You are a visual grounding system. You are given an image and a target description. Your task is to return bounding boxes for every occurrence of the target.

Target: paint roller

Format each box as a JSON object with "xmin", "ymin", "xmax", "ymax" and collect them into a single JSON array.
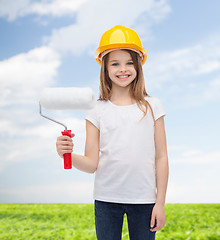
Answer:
[{"xmin": 39, "ymin": 87, "xmax": 96, "ymax": 169}]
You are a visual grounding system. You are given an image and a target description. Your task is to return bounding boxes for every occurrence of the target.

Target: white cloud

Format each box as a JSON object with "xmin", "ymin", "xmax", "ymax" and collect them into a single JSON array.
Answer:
[
  {"xmin": 168, "ymin": 145, "xmax": 220, "ymax": 165},
  {"xmin": 210, "ymin": 78, "xmax": 220, "ymax": 87},
  {"xmin": 46, "ymin": 0, "xmax": 171, "ymax": 55},
  {"xmin": 202, "ymin": 76, "xmax": 220, "ymax": 102},
  {"xmin": 0, "ymin": 182, "xmax": 94, "ymax": 203},
  {"xmin": 0, "ymin": 0, "xmax": 29, "ymax": 21},
  {"xmin": 167, "ymin": 181, "xmax": 220, "ymax": 203},
  {"xmin": 166, "ymin": 145, "xmax": 220, "ymax": 203},
  {"xmin": 0, "ymin": 115, "xmax": 87, "ymax": 171},
  {"xmin": 0, "ymin": 46, "xmax": 62, "ymax": 171},
  {"xmin": 0, "ymin": 46, "xmax": 60, "ymax": 106},
  {"xmin": 0, "ymin": 0, "xmax": 88, "ymax": 21},
  {"xmin": 145, "ymin": 34, "xmax": 220, "ymax": 88},
  {"xmin": 27, "ymin": 0, "xmax": 88, "ymax": 17},
  {"xmin": 174, "ymin": 150, "xmax": 220, "ymax": 164},
  {"xmin": 144, "ymin": 34, "xmax": 220, "ymax": 108}
]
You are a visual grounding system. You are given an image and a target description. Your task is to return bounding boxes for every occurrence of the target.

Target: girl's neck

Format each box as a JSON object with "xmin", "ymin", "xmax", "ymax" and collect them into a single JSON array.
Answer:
[{"xmin": 109, "ymin": 84, "xmax": 136, "ymax": 105}]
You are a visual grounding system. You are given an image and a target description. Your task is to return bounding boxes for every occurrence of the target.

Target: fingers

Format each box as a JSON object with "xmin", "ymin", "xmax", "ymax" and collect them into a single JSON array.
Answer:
[
  {"xmin": 56, "ymin": 135, "xmax": 74, "ymax": 157},
  {"xmin": 57, "ymin": 135, "xmax": 74, "ymax": 141},
  {"xmin": 150, "ymin": 215, "xmax": 155, "ymax": 230},
  {"xmin": 150, "ymin": 217, "xmax": 164, "ymax": 232},
  {"xmin": 56, "ymin": 136, "xmax": 74, "ymax": 148},
  {"xmin": 150, "ymin": 218, "xmax": 158, "ymax": 232}
]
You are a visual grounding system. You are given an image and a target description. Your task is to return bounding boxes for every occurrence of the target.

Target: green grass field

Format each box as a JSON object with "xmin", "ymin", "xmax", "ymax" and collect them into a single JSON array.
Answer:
[{"xmin": 0, "ymin": 203, "xmax": 219, "ymax": 239}]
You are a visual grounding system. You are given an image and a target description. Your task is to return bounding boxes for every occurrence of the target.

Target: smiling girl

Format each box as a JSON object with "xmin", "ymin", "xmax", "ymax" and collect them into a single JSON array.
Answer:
[{"xmin": 56, "ymin": 25, "xmax": 169, "ymax": 240}]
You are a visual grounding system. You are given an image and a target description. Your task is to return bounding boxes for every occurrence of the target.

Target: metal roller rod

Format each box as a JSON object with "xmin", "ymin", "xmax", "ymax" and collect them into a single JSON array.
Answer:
[{"xmin": 39, "ymin": 102, "xmax": 68, "ymax": 131}]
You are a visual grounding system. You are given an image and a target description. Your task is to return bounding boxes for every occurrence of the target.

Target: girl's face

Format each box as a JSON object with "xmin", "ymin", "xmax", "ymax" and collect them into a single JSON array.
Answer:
[{"xmin": 107, "ymin": 50, "xmax": 137, "ymax": 89}]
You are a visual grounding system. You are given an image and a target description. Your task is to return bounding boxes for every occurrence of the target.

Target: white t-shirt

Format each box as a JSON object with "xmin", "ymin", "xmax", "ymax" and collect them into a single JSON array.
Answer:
[{"xmin": 85, "ymin": 96, "xmax": 166, "ymax": 204}]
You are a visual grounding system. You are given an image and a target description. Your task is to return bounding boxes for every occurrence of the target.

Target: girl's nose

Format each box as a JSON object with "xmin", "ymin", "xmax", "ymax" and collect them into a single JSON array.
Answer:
[{"xmin": 119, "ymin": 65, "xmax": 127, "ymax": 72}]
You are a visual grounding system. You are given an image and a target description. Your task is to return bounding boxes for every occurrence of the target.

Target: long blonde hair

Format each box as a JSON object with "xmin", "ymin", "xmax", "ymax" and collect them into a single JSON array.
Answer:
[{"xmin": 98, "ymin": 49, "xmax": 155, "ymax": 123}]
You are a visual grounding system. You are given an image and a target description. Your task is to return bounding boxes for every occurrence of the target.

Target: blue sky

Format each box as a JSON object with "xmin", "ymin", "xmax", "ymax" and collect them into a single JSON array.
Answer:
[{"xmin": 0, "ymin": 0, "xmax": 220, "ymax": 203}]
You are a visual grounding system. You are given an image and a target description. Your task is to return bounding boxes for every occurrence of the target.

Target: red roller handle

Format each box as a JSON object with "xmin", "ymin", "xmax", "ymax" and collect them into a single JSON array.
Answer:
[{"xmin": 61, "ymin": 130, "xmax": 72, "ymax": 169}]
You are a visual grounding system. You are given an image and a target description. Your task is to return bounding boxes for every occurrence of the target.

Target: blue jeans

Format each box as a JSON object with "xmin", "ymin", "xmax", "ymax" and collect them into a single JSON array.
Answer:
[{"xmin": 95, "ymin": 200, "xmax": 156, "ymax": 240}]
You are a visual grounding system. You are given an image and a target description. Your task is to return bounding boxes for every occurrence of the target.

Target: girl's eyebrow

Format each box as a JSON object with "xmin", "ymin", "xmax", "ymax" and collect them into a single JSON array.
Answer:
[{"xmin": 109, "ymin": 59, "xmax": 133, "ymax": 62}]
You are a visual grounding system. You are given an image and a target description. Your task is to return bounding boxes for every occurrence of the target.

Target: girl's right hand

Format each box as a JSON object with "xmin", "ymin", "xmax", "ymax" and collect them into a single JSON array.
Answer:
[{"xmin": 56, "ymin": 133, "xmax": 75, "ymax": 158}]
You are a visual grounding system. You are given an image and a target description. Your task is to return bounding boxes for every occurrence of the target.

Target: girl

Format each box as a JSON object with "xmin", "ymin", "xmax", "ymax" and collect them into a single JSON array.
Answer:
[{"xmin": 56, "ymin": 25, "xmax": 169, "ymax": 240}]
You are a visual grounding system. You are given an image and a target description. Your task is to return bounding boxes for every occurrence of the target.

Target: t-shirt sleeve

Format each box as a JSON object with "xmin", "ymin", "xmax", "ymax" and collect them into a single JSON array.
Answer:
[
  {"xmin": 85, "ymin": 103, "xmax": 100, "ymax": 130},
  {"xmin": 153, "ymin": 97, "xmax": 166, "ymax": 121}
]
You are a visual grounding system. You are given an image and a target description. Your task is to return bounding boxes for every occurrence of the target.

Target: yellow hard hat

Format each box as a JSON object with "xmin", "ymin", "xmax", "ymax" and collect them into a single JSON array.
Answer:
[{"xmin": 95, "ymin": 25, "xmax": 147, "ymax": 65}]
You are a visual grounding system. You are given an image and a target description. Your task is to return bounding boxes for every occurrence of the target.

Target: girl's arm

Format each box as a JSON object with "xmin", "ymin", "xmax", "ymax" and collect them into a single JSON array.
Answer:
[
  {"xmin": 154, "ymin": 116, "xmax": 169, "ymax": 205},
  {"xmin": 56, "ymin": 120, "xmax": 99, "ymax": 174},
  {"xmin": 150, "ymin": 116, "xmax": 169, "ymax": 232},
  {"xmin": 72, "ymin": 120, "xmax": 100, "ymax": 173}
]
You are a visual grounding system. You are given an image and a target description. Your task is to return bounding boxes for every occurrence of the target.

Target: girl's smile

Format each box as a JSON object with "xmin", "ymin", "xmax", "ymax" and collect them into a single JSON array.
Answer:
[{"xmin": 116, "ymin": 74, "xmax": 131, "ymax": 79}]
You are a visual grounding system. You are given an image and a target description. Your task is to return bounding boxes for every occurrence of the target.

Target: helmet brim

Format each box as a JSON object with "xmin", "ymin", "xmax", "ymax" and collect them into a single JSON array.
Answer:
[{"xmin": 95, "ymin": 45, "xmax": 147, "ymax": 66}]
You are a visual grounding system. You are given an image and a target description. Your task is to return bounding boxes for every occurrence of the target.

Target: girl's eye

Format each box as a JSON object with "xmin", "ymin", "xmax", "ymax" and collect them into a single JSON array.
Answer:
[{"xmin": 111, "ymin": 62, "xmax": 133, "ymax": 66}]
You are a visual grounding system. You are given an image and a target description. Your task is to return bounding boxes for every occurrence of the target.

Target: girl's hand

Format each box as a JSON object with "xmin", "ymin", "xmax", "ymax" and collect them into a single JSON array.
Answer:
[
  {"xmin": 56, "ymin": 133, "xmax": 75, "ymax": 158},
  {"xmin": 150, "ymin": 203, "xmax": 165, "ymax": 232}
]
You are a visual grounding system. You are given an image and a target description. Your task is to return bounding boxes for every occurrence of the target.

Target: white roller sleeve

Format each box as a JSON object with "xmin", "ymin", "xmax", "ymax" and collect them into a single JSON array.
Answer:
[{"xmin": 40, "ymin": 87, "xmax": 96, "ymax": 110}]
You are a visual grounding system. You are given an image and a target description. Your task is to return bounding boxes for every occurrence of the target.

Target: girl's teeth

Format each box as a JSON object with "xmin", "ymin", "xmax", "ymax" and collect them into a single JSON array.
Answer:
[{"xmin": 118, "ymin": 75, "xmax": 129, "ymax": 78}]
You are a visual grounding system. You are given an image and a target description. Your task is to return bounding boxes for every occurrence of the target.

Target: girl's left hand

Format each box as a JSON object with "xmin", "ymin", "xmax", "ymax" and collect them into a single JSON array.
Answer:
[{"xmin": 150, "ymin": 203, "xmax": 165, "ymax": 232}]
